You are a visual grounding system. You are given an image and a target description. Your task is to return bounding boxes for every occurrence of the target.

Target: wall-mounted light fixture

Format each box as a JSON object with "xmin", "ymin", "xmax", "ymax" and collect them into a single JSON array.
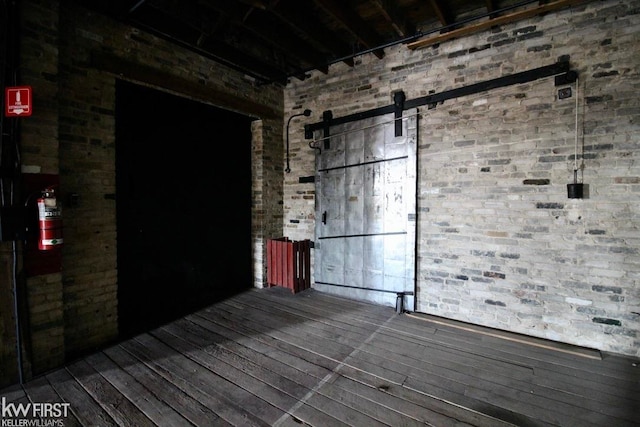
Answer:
[{"xmin": 285, "ymin": 109, "xmax": 312, "ymax": 173}]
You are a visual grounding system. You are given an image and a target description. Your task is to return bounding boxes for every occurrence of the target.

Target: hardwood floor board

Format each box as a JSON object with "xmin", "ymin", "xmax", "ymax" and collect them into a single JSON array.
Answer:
[
  {"xmin": 353, "ymin": 329, "xmax": 636, "ymax": 426},
  {"xmin": 251, "ymin": 290, "xmax": 627, "ymax": 411},
  {"xmin": 198, "ymin": 297, "xmax": 470, "ymax": 426},
  {"xmin": 213, "ymin": 299, "xmax": 410, "ymax": 385},
  {"xmin": 21, "ymin": 375, "xmax": 83, "ymax": 427},
  {"xmin": 399, "ymin": 313, "xmax": 602, "ymax": 360},
  {"xmin": 0, "ymin": 384, "xmax": 49, "ymax": 425},
  {"xmin": 401, "ymin": 312, "xmax": 637, "ymax": 380},
  {"xmin": 161, "ymin": 316, "xmax": 323, "ymax": 388},
  {"xmin": 101, "ymin": 344, "xmax": 232, "ymax": 427},
  {"xmin": 239, "ymin": 291, "xmax": 384, "ymax": 341},
  {"xmin": 354, "ymin": 338, "xmax": 532, "ymax": 392},
  {"xmin": 245, "ymin": 287, "xmax": 396, "ymax": 326},
  {"xmin": 401, "ymin": 375, "xmax": 555, "ymax": 427},
  {"xmin": 0, "ymin": 384, "xmax": 25, "ymax": 401},
  {"xmin": 65, "ymin": 358, "xmax": 156, "ymax": 426},
  {"xmin": 178, "ymin": 317, "xmax": 381, "ymax": 427},
  {"xmin": 170, "ymin": 312, "xmax": 386, "ymax": 427},
  {"xmin": 183, "ymin": 312, "xmax": 479, "ymax": 426},
  {"xmin": 133, "ymin": 331, "xmax": 288, "ymax": 424},
  {"xmin": 198, "ymin": 300, "xmax": 438, "ymax": 425},
  {"xmin": 454, "ymin": 328, "xmax": 636, "ymax": 380},
  {"xmin": 392, "ymin": 314, "xmax": 593, "ymax": 368},
  {"xmin": 185, "ymin": 312, "xmax": 335, "ymax": 380},
  {"xmin": 260, "ymin": 287, "xmax": 394, "ymax": 325},
  {"xmin": 215, "ymin": 290, "xmax": 629, "ymax": 426},
  {"xmin": 290, "ymin": 391, "xmax": 389, "ymax": 427},
  {"xmin": 428, "ymin": 327, "xmax": 640, "ymax": 401},
  {"xmin": 212, "ymin": 299, "xmax": 372, "ymax": 364},
  {"xmin": 389, "ymin": 313, "xmax": 640, "ymax": 398},
  {"xmin": 193, "ymin": 305, "xmax": 349, "ymax": 375},
  {"xmin": 211, "ymin": 297, "xmax": 516, "ymax": 426},
  {"xmin": 2, "ymin": 287, "xmax": 638, "ymax": 427},
  {"xmin": 234, "ymin": 290, "xmax": 636, "ymax": 427},
  {"xmin": 343, "ymin": 347, "xmax": 473, "ymax": 403},
  {"xmin": 234, "ymin": 294, "xmax": 390, "ymax": 352},
  {"xmin": 83, "ymin": 351, "xmax": 194, "ymax": 426},
  {"xmin": 154, "ymin": 320, "xmax": 349, "ymax": 427},
  {"xmin": 325, "ymin": 373, "xmax": 480, "ymax": 427},
  {"xmin": 309, "ymin": 387, "xmax": 425, "ymax": 426},
  {"xmin": 119, "ymin": 334, "xmax": 272, "ymax": 426},
  {"xmin": 465, "ymin": 384, "xmax": 639, "ymax": 427},
  {"xmin": 237, "ymin": 289, "xmax": 385, "ymax": 331},
  {"xmin": 365, "ymin": 330, "xmax": 535, "ymax": 380},
  {"xmin": 308, "ymin": 321, "xmax": 595, "ymax": 427},
  {"xmin": 45, "ymin": 367, "xmax": 119, "ymax": 426},
  {"xmin": 332, "ymin": 365, "xmax": 517, "ymax": 427},
  {"xmin": 404, "ymin": 368, "xmax": 611, "ymax": 427}
]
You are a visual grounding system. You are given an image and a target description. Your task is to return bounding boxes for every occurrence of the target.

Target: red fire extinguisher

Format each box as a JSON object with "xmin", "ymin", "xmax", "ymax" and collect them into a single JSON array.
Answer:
[{"xmin": 37, "ymin": 187, "xmax": 63, "ymax": 250}]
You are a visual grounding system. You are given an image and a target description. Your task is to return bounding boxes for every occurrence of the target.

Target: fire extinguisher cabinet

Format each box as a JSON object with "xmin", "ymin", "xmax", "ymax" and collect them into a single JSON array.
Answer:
[
  {"xmin": 266, "ymin": 238, "xmax": 311, "ymax": 294},
  {"xmin": 22, "ymin": 173, "xmax": 63, "ymax": 277}
]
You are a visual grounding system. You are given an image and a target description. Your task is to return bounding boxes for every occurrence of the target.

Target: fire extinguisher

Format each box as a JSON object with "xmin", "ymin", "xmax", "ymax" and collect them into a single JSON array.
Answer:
[{"xmin": 37, "ymin": 187, "xmax": 63, "ymax": 250}]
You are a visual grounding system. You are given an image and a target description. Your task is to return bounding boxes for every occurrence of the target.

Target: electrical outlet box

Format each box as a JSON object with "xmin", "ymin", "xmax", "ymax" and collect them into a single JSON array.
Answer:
[{"xmin": 558, "ymin": 87, "xmax": 572, "ymax": 99}]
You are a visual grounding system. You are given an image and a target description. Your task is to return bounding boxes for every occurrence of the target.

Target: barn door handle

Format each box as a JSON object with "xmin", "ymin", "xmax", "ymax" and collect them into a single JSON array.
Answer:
[{"xmin": 322, "ymin": 211, "xmax": 327, "ymax": 225}]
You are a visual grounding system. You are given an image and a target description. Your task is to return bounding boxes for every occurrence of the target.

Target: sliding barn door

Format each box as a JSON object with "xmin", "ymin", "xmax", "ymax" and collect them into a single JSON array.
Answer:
[{"xmin": 313, "ymin": 109, "xmax": 418, "ymax": 309}]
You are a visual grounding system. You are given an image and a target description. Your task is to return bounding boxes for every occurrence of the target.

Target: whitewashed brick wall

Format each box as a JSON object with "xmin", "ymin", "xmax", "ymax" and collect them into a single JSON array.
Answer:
[{"xmin": 284, "ymin": 0, "xmax": 640, "ymax": 357}]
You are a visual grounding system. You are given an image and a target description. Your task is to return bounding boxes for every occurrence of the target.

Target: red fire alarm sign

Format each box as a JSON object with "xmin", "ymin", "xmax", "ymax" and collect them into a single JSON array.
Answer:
[{"xmin": 5, "ymin": 86, "xmax": 32, "ymax": 117}]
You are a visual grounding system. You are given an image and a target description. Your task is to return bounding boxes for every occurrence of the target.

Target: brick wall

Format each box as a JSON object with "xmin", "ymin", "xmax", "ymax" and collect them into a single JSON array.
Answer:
[
  {"xmin": 0, "ymin": 0, "xmax": 283, "ymax": 387},
  {"xmin": 55, "ymin": 2, "xmax": 283, "ymax": 357},
  {"xmin": 0, "ymin": 0, "xmax": 637, "ymax": 390},
  {"xmin": 2, "ymin": 0, "xmax": 65, "ymax": 383},
  {"xmin": 284, "ymin": 0, "xmax": 640, "ymax": 357}
]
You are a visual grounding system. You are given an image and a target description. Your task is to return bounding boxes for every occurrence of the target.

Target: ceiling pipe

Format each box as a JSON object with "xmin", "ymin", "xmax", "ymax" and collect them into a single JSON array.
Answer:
[{"xmin": 285, "ymin": 109, "xmax": 312, "ymax": 173}]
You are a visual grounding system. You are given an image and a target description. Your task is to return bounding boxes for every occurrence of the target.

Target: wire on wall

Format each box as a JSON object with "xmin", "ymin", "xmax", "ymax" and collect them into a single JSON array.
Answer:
[
  {"xmin": 1, "ymin": 0, "xmax": 26, "ymax": 384},
  {"xmin": 567, "ymin": 76, "xmax": 584, "ymax": 199}
]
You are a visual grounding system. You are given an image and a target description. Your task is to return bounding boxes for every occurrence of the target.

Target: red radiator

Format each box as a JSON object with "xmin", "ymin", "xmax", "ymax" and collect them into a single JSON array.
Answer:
[{"xmin": 267, "ymin": 238, "xmax": 311, "ymax": 294}]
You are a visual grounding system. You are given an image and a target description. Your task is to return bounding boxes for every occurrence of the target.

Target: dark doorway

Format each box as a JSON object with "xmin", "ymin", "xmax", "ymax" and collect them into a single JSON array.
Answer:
[{"xmin": 115, "ymin": 80, "xmax": 253, "ymax": 339}]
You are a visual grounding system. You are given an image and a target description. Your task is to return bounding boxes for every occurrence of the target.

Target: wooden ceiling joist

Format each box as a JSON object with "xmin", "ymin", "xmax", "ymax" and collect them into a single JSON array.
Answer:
[{"xmin": 407, "ymin": 0, "xmax": 588, "ymax": 50}]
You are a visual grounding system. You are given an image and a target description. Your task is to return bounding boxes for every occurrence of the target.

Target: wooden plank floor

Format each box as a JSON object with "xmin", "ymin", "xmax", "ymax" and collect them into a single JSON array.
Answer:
[{"xmin": 2, "ymin": 287, "xmax": 639, "ymax": 426}]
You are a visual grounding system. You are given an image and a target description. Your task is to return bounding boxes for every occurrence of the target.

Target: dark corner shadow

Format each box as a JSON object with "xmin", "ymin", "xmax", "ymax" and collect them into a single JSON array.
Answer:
[
  {"xmin": 110, "ymin": 285, "xmax": 368, "ymax": 371},
  {"xmin": 62, "ymin": 284, "xmax": 374, "ymax": 387}
]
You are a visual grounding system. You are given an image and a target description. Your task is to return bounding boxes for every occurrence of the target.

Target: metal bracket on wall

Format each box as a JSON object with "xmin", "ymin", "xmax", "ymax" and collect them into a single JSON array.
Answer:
[
  {"xmin": 321, "ymin": 110, "xmax": 333, "ymax": 150},
  {"xmin": 393, "ymin": 91, "xmax": 406, "ymax": 137},
  {"xmin": 304, "ymin": 59, "xmax": 572, "ymax": 137}
]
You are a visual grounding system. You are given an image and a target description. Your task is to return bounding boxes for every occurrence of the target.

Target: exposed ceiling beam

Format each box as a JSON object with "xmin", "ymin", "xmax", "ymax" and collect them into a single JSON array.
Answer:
[
  {"xmin": 201, "ymin": 0, "xmax": 330, "ymax": 74},
  {"xmin": 407, "ymin": 0, "xmax": 588, "ymax": 50},
  {"xmin": 314, "ymin": 0, "xmax": 386, "ymax": 59},
  {"xmin": 195, "ymin": 33, "xmax": 290, "ymax": 84},
  {"xmin": 372, "ymin": 0, "xmax": 414, "ymax": 38},
  {"xmin": 429, "ymin": 0, "xmax": 453, "ymax": 26},
  {"xmin": 265, "ymin": 0, "xmax": 355, "ymax": 67},
  {"xmin": 128, "ymin": 4, "xmax": 289, "ymax": 84}
]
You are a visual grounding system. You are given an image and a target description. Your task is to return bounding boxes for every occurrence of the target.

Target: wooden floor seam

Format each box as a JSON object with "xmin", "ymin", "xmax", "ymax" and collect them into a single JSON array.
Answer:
[{"xmin": 1, "ymin": 286, "xmax": 638, "ymax": 427}]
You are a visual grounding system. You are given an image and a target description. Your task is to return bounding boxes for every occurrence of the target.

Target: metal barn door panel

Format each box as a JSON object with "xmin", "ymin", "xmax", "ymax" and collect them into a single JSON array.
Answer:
[{"xmin": 314, "ymin": 109, "xmax": 417, "ymax": 309}]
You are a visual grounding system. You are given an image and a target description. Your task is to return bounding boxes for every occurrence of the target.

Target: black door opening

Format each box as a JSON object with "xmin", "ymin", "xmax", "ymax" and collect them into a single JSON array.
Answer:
[{"xmin": 115, "ymin": 80, "xmax": 253, "ymax": 339}]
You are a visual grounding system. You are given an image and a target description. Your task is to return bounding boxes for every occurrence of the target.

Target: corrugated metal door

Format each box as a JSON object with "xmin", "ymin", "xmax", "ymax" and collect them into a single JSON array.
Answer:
[{"xmin": 314, "ymin": 109, "xmax": 417, "ymax": 309}]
